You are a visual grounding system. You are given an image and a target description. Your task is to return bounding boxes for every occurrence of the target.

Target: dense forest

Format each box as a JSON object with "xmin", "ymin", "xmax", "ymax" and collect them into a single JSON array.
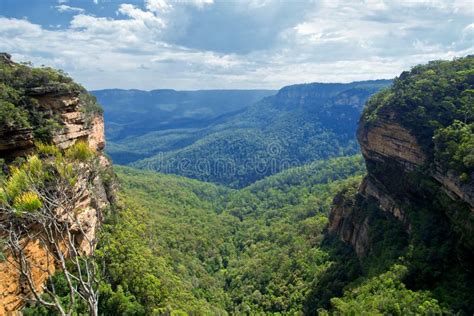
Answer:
[
  {"xmin": 126, "ymin": 80, "xmax": 390, "ymax": 187},
  {"xmin": 95, "ymin": 156, "xmax": 367, "ymax": 314},
  {"xmin": 94, "ymin": 89, "xmax": 276, "ymax": 153},
  {"xmin": 1, "ymin": 52, "xmax": 473, "ymax": 315},
  {"xmin": 89, "ymin": 56, "xmax": 473, "ymax": 315}
]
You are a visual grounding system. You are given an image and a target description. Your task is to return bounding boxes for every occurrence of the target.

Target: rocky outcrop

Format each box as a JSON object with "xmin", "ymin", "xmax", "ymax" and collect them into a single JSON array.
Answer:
[
  {"xmin": 328, "ymin": 185, "xmax": 370, "ymax": 257},
  {"xmin": 0, "ymin": 55, "xmax": 114, "ymax": 313},
  {"xmin": 358, "ymin": 110, "xmax": 426, "ymax": 169},
  {"xmin": 329, "ymin": 95, "xmax": 473, "ymax": 257},
  {"xmin": 0, "ymin": 92, "xmax": 105, "ymax": 159},
  {"xmin": 0, "ymin": 159, "xmax": 112, "ymax": 314}
]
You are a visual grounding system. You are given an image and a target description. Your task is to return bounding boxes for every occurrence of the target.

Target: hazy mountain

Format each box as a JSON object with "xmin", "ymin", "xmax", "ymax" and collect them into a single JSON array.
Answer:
[
  {"xmin": 92, "ymin": 89, "xmax": 277, "ymax": 141},
  {"xmin": 123, "ymin": 80, "xmax": 392, "ymax": 187}
]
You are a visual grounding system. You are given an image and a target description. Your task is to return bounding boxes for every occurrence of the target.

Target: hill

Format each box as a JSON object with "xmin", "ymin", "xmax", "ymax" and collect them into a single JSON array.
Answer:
[
  {"xmin": 92, "ymin": 89, "xmax": 276, "ymax": 156},
  {"xmin": 128, "ymin": 80, "xmax": 392, "ymax": 187},
  {"xmin": 96, "ymin": 156, "xmax": 366, "ymax": 314}
]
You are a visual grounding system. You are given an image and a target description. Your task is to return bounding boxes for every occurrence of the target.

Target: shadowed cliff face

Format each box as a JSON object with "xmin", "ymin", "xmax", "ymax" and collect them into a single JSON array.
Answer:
[
  {"xmin": 329, "ymin": 56, "xmax": 474, "ymax": 258},
  {"xmin": 329, "ymin": 101, "xmax": 474, "ymax": 257},
  {"xmin": 0, "ymin": 54, "xmax": 114, "ymax": 313}
]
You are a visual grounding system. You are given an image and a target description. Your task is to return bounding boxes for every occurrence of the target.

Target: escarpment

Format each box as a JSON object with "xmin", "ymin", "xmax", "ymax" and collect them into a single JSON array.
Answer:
[
  {"xmin": 329, "ymin": 56, "xmax": 474, "ymax": 257},
  {"xmin": 0, "ymin": 53, "xmax": 115, "ymax": 313},
  {"xmin": 0, "ymin": 55, "xmax": 105, "ymax": 159}
]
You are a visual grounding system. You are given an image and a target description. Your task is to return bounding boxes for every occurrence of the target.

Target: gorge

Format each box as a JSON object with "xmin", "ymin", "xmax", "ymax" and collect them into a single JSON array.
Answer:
[{"xmin": 0, "ymin": 53, "xmax": 473, "ymax": 314}]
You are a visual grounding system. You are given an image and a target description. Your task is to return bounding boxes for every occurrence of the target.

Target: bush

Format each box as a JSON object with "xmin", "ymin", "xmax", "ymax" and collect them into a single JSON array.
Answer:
[
  {"xmin": 0, "ymin": 100, "xmax": 30, "ymax": 129},
  {"xmin": 13, "ymin": 191, "xmax": 43, "ymax": 213},
  {"xmin": 329, "ymin": 264, "xmax": 449, "ymax": 315},
  {"xmin": 65, "ymin": 141, "xmax": 95, "ymax": 162},
  {"xmin": 79, "ymin": 92, "xmax": 103, "ymax": 115},
  {"xmin": 434, "ymin": 120, "xmax": 474, "ymax": 174},
  {"xmin": 35, "ymin": 141, "xmax": 61, "ymax": 157}
]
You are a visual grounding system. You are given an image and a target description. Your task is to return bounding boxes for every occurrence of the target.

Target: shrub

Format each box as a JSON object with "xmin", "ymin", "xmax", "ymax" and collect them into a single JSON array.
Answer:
[
  {"xmin": 5, "ymin": 167, "xmax": 29, "ymax": 200},
  {"xmin": 434, "ymin": 120, "xmax": 474, "ymax": 174},
  {"xmin": 13, "ymin": 191, "xmax": 43, "ymax": 213},
  {"xmin": 79, "ymin": 92, "xmax": 103, "ymax": 115},
  {"xmin": 35, "ymin": 141, "xmax": 61, "ymax": 157},
  {"xmin": 0, "ymin": 100, "xmax": 30, "ymax": 129},
  {"xmin": 65, "ymin": 141, "xmax": 95, "ymax": 162},
  {"xmin": 329, "ymin": 264, "xmax": 449, "ymax": 315}
]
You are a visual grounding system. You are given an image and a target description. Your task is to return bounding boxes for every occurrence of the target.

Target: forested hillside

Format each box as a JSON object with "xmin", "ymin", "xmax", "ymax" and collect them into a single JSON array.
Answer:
[
  {"xmin": 96, "ymin": 156, "xmax": 366, "ymax": 313},
  {"xmin": 94, "ymin": 57, "xmax": 474, "ymax": 315},
  {"xmin": 93, "ymin": 89, "xmax": 276, "ymax": 163},
  {"xmin": 325, "ymin": 55, "xmax": 474, "ymax": 315},
  {"xmin": 130, "ymin": 80, "xmax": 391, "ymax": 187},
  {"xmin": 3, "ymin": 50, "xmax": 472, "ymax": 315}
]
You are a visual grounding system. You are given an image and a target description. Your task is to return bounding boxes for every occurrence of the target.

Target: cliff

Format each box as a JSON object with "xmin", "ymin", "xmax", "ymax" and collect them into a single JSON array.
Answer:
[
  {"xmin": 328, "ymin": 56, "xmax": 474, "ymax": 311},
  {"xmin": 0, "ymin": 53, "xmax": 115, "ymax": 313},
  {"xmin": 329, "ymin": 56, "xmax": 474, "ymax": 257}
]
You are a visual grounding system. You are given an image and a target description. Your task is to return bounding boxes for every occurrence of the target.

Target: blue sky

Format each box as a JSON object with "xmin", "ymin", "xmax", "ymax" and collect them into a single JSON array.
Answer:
[{"xmin": 1, "ymin": 0, "xmax": 473, "ymax": 90}]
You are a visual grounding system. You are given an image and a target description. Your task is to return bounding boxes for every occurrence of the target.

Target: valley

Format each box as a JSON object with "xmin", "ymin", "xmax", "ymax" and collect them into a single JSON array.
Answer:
[
  {"xmin": 0, "ymin": 52, "xmax": 473, "ymax": 315},
  {"xmin": 97, "ymin": 80, "xmax": 391, "ymax": 187}
]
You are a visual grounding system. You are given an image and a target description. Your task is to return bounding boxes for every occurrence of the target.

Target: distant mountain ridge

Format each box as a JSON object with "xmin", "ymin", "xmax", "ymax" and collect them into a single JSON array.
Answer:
[
  {"xmin": 92, "ymin": 89, "xmax": 277, "ymax": 140},
  {"xmin": 108, "ymin": 80, "xmax": 392, "ymax": 187}
]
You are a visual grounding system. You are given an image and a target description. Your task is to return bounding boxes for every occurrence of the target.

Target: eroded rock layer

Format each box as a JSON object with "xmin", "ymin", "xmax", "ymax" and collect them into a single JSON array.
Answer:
[
  {"xmin": 329, "ymin": 60, "xmax": 474, "ymax": 258},
  {"xmin": 0, "ymin": 54, "xmax": 114, "ymax": 314}
]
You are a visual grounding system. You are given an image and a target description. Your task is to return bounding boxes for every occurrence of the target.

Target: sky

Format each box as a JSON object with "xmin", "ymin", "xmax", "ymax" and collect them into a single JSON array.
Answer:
[{"xmin": 0, "ymin": 0, "xmax": 473, "ymax": 90}]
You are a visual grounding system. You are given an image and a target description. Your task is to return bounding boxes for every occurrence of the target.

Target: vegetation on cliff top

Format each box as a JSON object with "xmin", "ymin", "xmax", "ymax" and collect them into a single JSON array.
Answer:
[
  {"xmin": 0, "ymin": 55, "xmax": 102, "ymax": 142},
  {"xmin": 1, "ymin": 141, "xmax": 104, "ymax": 315},
  {"xmin": 363, "ymin": 55, "xmax": 474, "ymax": 177}
]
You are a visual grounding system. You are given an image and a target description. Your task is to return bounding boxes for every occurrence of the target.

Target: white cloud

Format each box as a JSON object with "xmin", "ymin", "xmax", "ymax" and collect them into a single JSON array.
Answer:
[
  {"xmin": 146, "ymin": 0, "xmax": 173, "ymax": 12},
  {"xmin": 56, "ymin": 5, "xmax": 85, "ymax": 14},
  {"xmin": 0, "ymin": 0, "xmax": 472, "ymax": 90},
  {"xmin": 146, "ymin": 0, "xmax": 213, "ymax": 12}
]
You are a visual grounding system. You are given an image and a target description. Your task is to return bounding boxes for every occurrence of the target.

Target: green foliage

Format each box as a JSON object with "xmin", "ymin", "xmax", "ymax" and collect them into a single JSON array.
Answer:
[
  {"xmin": 319, "ymin": 166, "xmax": 474, "ymax": 314},
  {"xmin": 23, "ymin": 264, "xmax": 94, "ymax": 315},
  {"xmin": 13, "ymin": 191, "xmax": 43, "ymax": 213},
  {"xmin": 99, "ymin": 156, "xmax": 366, "ymax": 314},
  {"xmin": 434, "ymin": 120, "xmax": 474, "ymax": 176},
  {"xmin": 329, "ymin": 264, "xmax": 449, "ymax": 315},
  {"xmin": 35, "ymin": 141, "xmax": 61, "ymax": 157},
  {"xmin": 0, "ymin": 56, "xmax": 103, "ymax": 142},
  {"xmin": 110, "ymin": 81, "xmax": 390, "ymax": 187},
  {"xmin": 0, "ymin": 99, "xmax": 30, "ymax": 129},
  {"xmin": 0, "ymin": 144, "xmax": 97, "ymax": 214},
  {"xmin": 80, "ymin": 92, "xmax": 103, "ymax": 115},
  {"xmin": 363, "ymin": 56, "xmax": 474, "ymax": 174},
  {"xmin": 65, "ymin": 141, "xmax": 95, "ymax": 162},
  {"xmin": 105, "ymin": 154, "xmax": 471, "ymax": 314}
]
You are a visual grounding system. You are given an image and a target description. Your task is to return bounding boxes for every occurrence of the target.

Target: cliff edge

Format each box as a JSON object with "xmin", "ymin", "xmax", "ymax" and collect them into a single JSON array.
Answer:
[
  {"xmin": 328, "ymin": 56, "xmax": 474, "ymax": 312},
  {"xmin": 0, "ymin": 53, "xmax": 115, "ymax": 313}
]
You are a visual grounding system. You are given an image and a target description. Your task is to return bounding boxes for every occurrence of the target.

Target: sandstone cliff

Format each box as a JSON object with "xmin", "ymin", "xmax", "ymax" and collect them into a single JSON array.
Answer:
[
  {"xmin": 328, "ymin": 56, "xmax": 474, "ymax": 258},
  {"xmin": 0, "ymin": 54, "xmax": 114, "ymax": 314}
]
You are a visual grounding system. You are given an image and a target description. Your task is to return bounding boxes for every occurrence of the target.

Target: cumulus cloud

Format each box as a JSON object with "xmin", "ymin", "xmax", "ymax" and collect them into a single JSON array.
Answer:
[
  {"xmin": 1, "ymin": 0, "xmax": 473, "ymax": 90},
  {"xmin": 56, "ymin": 5, "xmax": 85, "ymax": 13},
  {"xmin": 146, "ymin": 0, "xmax": 214, "ymax": 12}
]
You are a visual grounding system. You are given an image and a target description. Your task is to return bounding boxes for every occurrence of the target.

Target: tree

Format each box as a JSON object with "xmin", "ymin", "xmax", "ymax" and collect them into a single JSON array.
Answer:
[{"xmin": 0, "ymin": 142, "xmax": 101, "ymax": 315}]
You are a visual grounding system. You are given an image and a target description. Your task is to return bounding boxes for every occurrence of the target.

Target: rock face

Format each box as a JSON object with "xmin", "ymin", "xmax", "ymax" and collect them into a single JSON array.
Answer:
[
  {"xmin": 328, "ymin": 94, "xmax": 474, "ymax": 258},
  {"xmin": 0, "ymin": 55, "xmax": 114, "ymax": 313},
  {"xmin": 0, "ymin": 92, "xmax": 105, "ymax": 159}
]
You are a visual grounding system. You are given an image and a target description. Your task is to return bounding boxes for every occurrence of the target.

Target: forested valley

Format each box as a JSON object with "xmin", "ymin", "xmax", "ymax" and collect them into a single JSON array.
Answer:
[{"xmin": 1, "ymin": 51, "xmax": 473, "ymax": 315}]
